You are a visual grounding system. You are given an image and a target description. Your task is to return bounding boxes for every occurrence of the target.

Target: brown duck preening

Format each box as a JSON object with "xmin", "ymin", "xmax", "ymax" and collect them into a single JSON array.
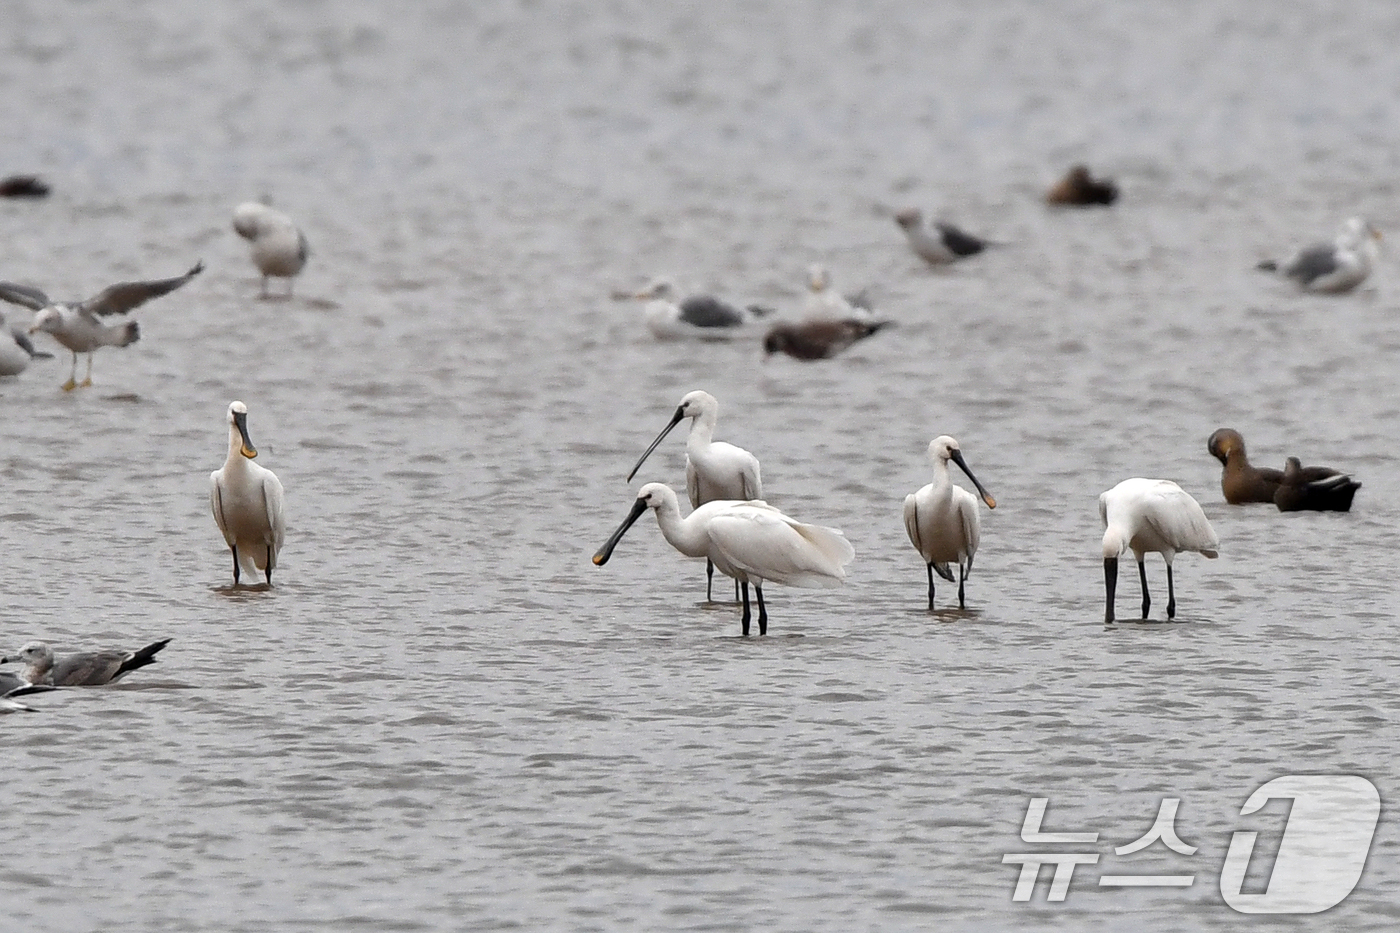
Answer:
[
  {"xmin": 1045, "ymin": 165, "xmax": 1118, "ymax": 206},
  {"xmin": 1273, "ymin": 457, "xmax": 1361, "ymax": 513},
  {"xmin": 762, "ymin": 318, "xmax": 893, "ymax": 361}
]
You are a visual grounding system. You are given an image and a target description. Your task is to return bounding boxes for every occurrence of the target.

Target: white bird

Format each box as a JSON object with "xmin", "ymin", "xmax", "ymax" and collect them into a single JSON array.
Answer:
[
  {"xmin": 1100, "ymin": 478, "xmax": 1219, "ymax": 623},
  {"xmin": 626, "ymin": 390, "xmax": 762, "ymax": 602},
  {"xmin": 233, "ymin": 202, "xmax": 310, "ymax": 298},
  {"xmin": 0, "ymin": 309, "xmax": 52, "ymax": 376},
  {"xmin": 211, "ymin": 401, "xmax": 287, "ymax": 586},
  {"xmin": 593, "ymin": 483, "xmax": 854, "ymax": 635},
  {"xmin": 893, "ymin": 209, "xmax": 993, "ymax": 266},
  {"xmin": 1, "ymin": 638, "xmax": 170, "ymax": 686},
  {"xmin": 803, "ymin": 264, "xmax": 874, "ymax": 320},
  {"xmin": 903, "ymin": 436, "xmax": 997, "ymax": 610},
  {"xmin": 1257, "ymin": 217, "xmax": 1382, "ymax": 294},
  {"xmin": 0, "ymin": 262, "xmax": 203, "ymax": 390},
  {"xmin": 621, "ymin": 279, "xmax": 772, "ymax": 340}
]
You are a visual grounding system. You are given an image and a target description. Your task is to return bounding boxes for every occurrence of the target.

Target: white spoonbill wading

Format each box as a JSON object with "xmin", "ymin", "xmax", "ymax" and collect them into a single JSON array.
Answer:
[
  {"xmin": 0, "ymin": 261, "xmax": 203, "ymax": 390},
  {"xmin": 627, "ymin": 390, "xmax": 762, "ymax": 602},
  {"xmin": 903, "ymin": 436, "xmax": 997, "ymax": 610},
  {"xmin": 1100, "ymin": 478, "xmax": 1219, "ymax": 623},
  {"xmin": 211, "ymin": 401, "xmax": 286, "ymax": 586},
  {"xmin": 593, "ymin": 483, "xmax": 854, "ymax": 636}
]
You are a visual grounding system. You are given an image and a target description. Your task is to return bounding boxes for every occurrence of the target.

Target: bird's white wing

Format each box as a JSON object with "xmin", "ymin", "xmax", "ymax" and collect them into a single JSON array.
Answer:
[
  {"xmin": 1143, "ymin": 483, "xmax": 1219, "ymax": 554},
  {"xmin": 263, "ymin": 472, "xmax": 286, "ymax": 557},
  {"xmin": 955, "ymin": 487, "xmax": 981, "ymax": 572},
  {"xmin": 903, "ymin": 492, "xmax": 923, "ymax": 556},
  {"xmin": 210, "ymin": 473, "xmax": 235, "ymax": 546},
  {"xmin": 709, "ymin": 507, "xmax": 852, "ymax": 588}
]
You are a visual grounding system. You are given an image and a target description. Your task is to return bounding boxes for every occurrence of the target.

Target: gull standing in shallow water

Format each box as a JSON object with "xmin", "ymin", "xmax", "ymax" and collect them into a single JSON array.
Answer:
[
  {"xmin": 593, "ymin": 483, "xmax": 854, "ymax": 636},
  {"xmin": 0, "ymin": 261, "xmax": 203, "ymax": 390},
  {"xmin": 1, "ymin": 639, "xmax": 170, "ymax": 686},
  {"xmin": 233, "ymin": 202, "xmax": 310, "ymax": 298},
  {"xmin": 1257, "ymin": 217, "xmax": 1381, "ymax": 294},
  {"xmin": 626, "ymin": 390, "xmax": 761, "ymax": 602},
  {"xmin": 903, "ymin": 436, "xmax": 997, "ymax": 610},
  {"xmin": 211, "ymin": 401, "xmax": 286, "ymax": 586},
  {"xmin": 1100, "ymin": 479, "xmax": 1219, "ymax": 623},
  {"xmin": 893, "ymin": 210, "xmax": 993, "ymax": 266}
]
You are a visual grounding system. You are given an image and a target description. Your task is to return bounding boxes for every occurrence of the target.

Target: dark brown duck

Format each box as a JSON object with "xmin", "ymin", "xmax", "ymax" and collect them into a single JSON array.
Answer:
[
  {"xmin": 1273, "ymin": 456, "xmax": 1361, "ymax": 513},
  {"xmin": 1207, "ymin": 428, "xmax": 1360, "ymax": 511},
  {"xmin": 1045, "ymin": 165, "xmax": 1118, "ymax": 206},
  {"xmin": 762, "ymin": 318, "xmax": 893, "ymax": 361}
]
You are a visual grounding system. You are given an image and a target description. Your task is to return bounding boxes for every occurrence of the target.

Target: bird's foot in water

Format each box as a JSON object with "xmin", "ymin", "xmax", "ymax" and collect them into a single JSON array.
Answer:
[
  {"xmin": 61, "ymin": 378, "xmax": 77, "ymax": 391},
  {"xmin": 79, "ymin": 378, "xmax": 92, "ymax": 388}
]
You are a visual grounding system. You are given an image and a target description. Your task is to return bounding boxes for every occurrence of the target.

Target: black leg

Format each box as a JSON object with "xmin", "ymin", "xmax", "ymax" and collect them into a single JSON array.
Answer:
[
  {"xmin": 733, "ymin": 578, "xmax": 740, "ymax": 603},
  {"xmin": 1166, "ymin": 565, "xmax": 1176, "ymax": 619},
  {"xmin": 1138, "ymin": 559, "xmax": 1150, "ymax": 619},
  {"xmin": 756, "ymin": 584, "xmax": 767, "ymax": 636},
  {"xmin": 926, "ymin": 563, "xmax": 935, "ymax": 610},
  {"xmin": 1103, "ymin": 557, "xmax": 1118, "ymax": 623},
  {"xmin": 231, "ymin": 546, "xmax": 240, "ymax": 585},
  {"xmin": 740, "ymin": 581, "xmax": 751, "ymax": 637},
  {"xmin": 958, "ymin": 563, "xmax": 967, "ymax": 609},
  {"xmin": 706, "ymin": 559, "xmax": 714, "ymax": 602}
]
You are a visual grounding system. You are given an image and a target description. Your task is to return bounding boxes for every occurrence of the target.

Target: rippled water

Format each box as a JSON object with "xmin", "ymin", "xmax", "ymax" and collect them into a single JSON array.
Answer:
[{"xmin": 2, "ymin": 1, "xmax": 1399, "ymax": 929}]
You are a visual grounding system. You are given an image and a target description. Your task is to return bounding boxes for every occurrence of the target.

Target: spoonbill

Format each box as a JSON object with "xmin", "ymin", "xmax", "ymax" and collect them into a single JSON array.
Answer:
[
  {"xmin": 1100, "ymin": 479, "xmax": 1219, "ymax": 623},
  {"xmin": 1, "ymin": 638, "xmax": 170, "ymax": 686},
  {"xmin": 0, "ymin": 309, "xmax": 52, "ymax": 376},
  {"xmin": 233, "ymin": 202, "xmax": 310, "ymax": 298},
  {"xmin": 592, "ymin": 483, "xmax": 854, "ymax": 636},
  {"xmin": 1274, "ymin": 457, "xmax": 1361, "ymax": 513},
  {"xmin": 620, "ymin": 278, "xmax": 772, "ymax": 340},
  {"xmin": 904, "ymin": 436, "xmax": 997, "ymax": 609},
  {"xmin": 1257, "ymin": 217, "xmax": 1381, "ymax": 294},
  {"xmin": 893, "ymin": 210, "xmax": 993, "ymax": 265},
  {"xmin": 627, "ymin": 390, "xmax": 761, "ymax": 602},
  {"xmin": 0, "ymin": 261, "xmax": 203, "ymax": 390},
  {"xmin": 763, "ymin": 318, "xmax": 893, "ymax": 360},
  {"xmin": 211, "ymin": 401, "xmax": 287, "ymax": 586},
  {"xmin": 1046, "ymin": 165, "xmax": 1119, "ymax": 206}
]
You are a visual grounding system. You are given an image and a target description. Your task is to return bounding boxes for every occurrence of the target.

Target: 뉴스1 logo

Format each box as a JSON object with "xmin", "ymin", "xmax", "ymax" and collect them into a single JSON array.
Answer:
[{"xmin": 1003, "ymin": 775, "xmax": 1379, "ymax": 914}]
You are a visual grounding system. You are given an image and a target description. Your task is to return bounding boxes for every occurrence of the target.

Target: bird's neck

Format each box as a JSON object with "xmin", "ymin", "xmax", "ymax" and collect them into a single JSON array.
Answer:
[{"xmin": 653, "ymin": 500, "xmax": 711, "ymax": 558}]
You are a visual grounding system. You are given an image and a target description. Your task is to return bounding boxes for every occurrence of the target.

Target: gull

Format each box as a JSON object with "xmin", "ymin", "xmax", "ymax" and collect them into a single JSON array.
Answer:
[
  {"xmin": 233, "ymin": 202, "xmax": 310, "ymax": 298},
  {"xmin": 1, "ymin": 638, "xmax": 170, "ymax": 686},
  {"xmin": 893, "ymin": 209, "xmax": 993, "ymax": 265},
  {"xmin": 802, "ymin": 264, "xmax": 874, "ymax": 320},
  {"xmin": 0, "ymin": 309, "xmax": 52, "ymax": 376},
  {"xmin": 626, "ymin": 389, "xmax": 762, "ymax": 601},
  {"xmin": 763, "ymin": 318, "xmax": 893, "ymax": 360},
  {"xmin": 211, "ymin": 401, "xmax": 286, "ymax": 586},
  {"xmin": 903, "ymin": 436, "xmax": 997, "ymax": 610},
  {"xmin": 1100, "ymin": 479, "xmax": 1219, "ymax": 623},
  {"xmin": 1257, "ymin": 217, "xmax": 1382, "ymax": 294},
  {"xmin": 1046, "ymin": 165, "xmax": 1119, "ymax": 206},
  {"xmin": 620, "ymin": 278, "xmax": 772, "ymax": 340},
  {"xmin": 0, "ymin": 261, "xmax": 203, "ymax": 390},
  {"xmin": 593, "ymin": 483, "xmax": 854, "ymax": 636}
]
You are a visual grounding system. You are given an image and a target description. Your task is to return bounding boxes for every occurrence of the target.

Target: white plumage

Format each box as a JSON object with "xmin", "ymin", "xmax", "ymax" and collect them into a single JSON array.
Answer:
[
  {"xmin": 210, "ymin": 401, "xmax": 286, "ymax": 586},
  {"xmin": 903, "ymin": 436, "xmax": 997, "ymax": 609},
  {"xmin": 1259, "ymin": 216, "xmax": 1381, "ymax": 294},
  {"xmin": 593, "ymin": 483, "xmax": 854, "ymax": 636},
  {"xmin": 233, "ymin": 202, "xmax": 310, "ymax": 298},
  {"xmin": 1099, "ymin": 478, "xmax": 1219, "ymax": 623}
]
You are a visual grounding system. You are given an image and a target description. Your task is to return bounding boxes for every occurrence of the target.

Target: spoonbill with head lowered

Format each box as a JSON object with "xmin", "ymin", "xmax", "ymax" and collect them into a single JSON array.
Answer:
[
  {"xmin": 627, "ymin": 390, "xmax": 762, "ymax": 602},
  {"xmin": 1100, "ymin": 478, "xmax": 1218, "ymax": 623},
  {"xmin": 592, "ymin": 483, "xmax": 854, "ymax": 636},
  {"xmin": 903, "ymin": 436, "xmax": 997, "ymax": 610}
]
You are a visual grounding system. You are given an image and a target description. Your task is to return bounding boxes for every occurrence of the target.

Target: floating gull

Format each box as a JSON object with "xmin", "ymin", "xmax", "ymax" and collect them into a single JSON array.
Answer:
[
  {"xmin": 1207, "ymin": 428, "xmax": 1360, "ymax": 511},
  {"xmin": 802, "ymin": 264, "xmax": 874, "ymax": 320},
  {"xmin": 1257, "ymin": 217, "xmax": 1381, "ymax": 294},
  {"xmin": 0, "ymin": 261, "xmax": 203, "ymax": 390},
  {"xmin": 903, "ymin": 436, "xmax": 997, "ymax": 610},
  {"xmin": 1100, "ymin": 479, "xmax": 1218, "ymax": 623},
  {"xmin": 593, "ymin": 483, "xmax": 854, "ymax": 636},
  {"xmin": 0, "ymin": 309, "xmax": 52, "ymax": 377},
  {"xmin": 621, "ymin": 278, "xmax": 773, "ymax": 340},
  {"xmin": 893, "ymin": 210, "xmax": 993, "ymax": 266},
  {"xmin": 1046, "ymin": 165, "xmax": 1118, "ymax": 206},
  {"xmin": 1, "ymin": 638, "xmax": 170, "ymax": 686},
  {"xmin": 763, "ymin": 318, "xmax": 893, "ymax": 361},
  {"xmin": 233, "ymin": 202, "xmax": 310, "ymax": 298},
  {"xmin": 211, "ymin": 401, "xmax": 287, "ymax": 586}
]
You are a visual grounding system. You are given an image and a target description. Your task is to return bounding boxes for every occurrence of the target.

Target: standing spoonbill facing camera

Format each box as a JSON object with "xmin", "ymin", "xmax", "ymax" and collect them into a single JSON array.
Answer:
[
  {"xmin": 627, "ymin": 390, "xmax": 762, "ymax": 602},
  {"xmin": 1100, "ymin": 479, "xmax": 1218, "ymax": 623},
  {"xmin": 211, "ymin": 401, "xmax": 286, "ymax": 586},
  {"xmin": 592, "ymin": 483, "xmax": 854, "ymax": 636},
  {"xmin": 903, "ymin": 436, "xmax": 997, "ymax": 610}
]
